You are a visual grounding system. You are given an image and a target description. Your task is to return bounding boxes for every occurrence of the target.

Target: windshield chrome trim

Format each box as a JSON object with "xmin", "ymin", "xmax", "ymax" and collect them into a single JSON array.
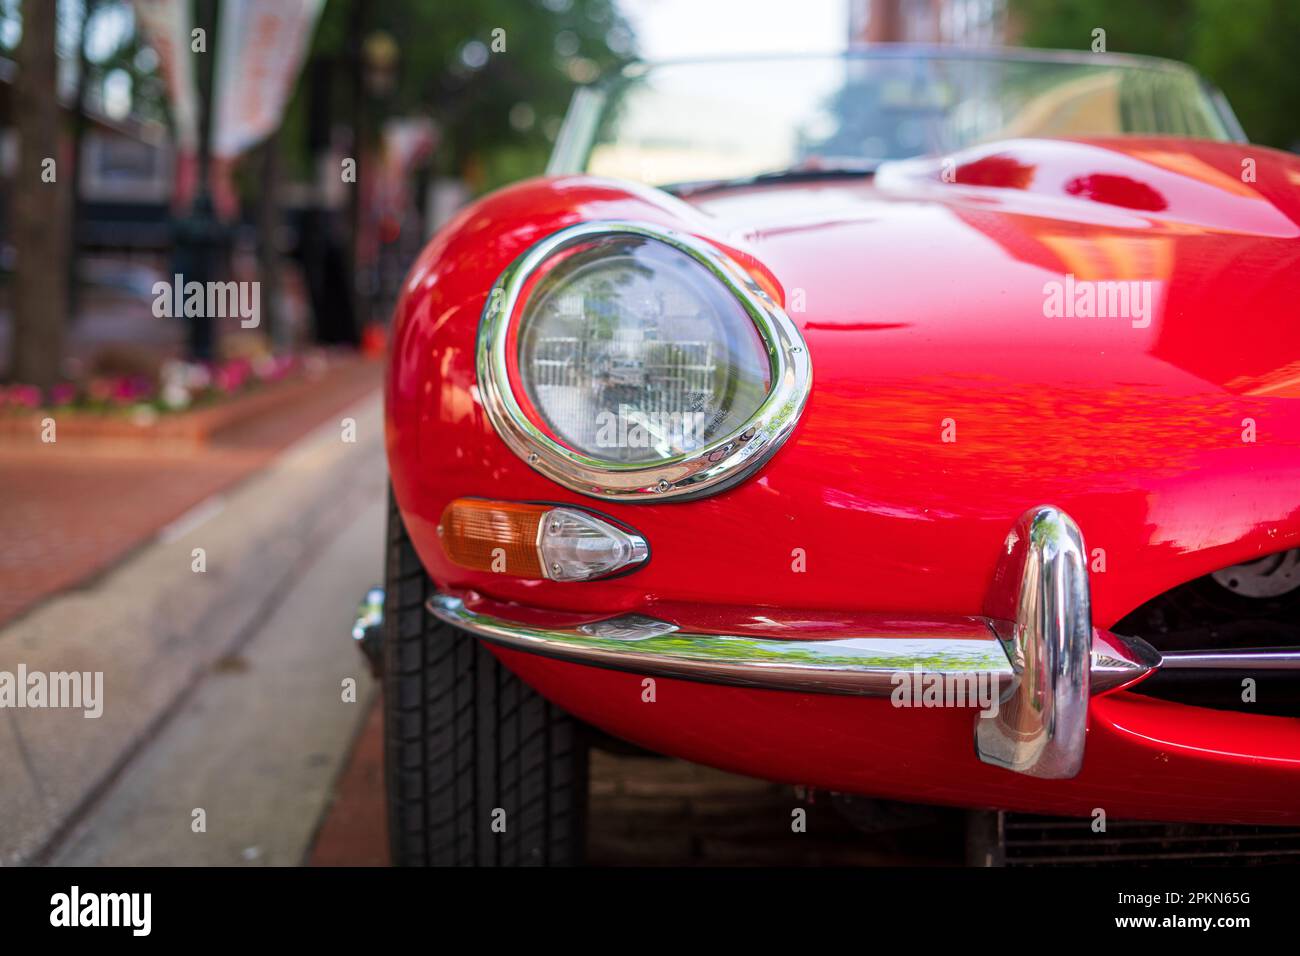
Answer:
[
  {"xmin": 546, "ymin": 85, "xmax": 607, "ymax": 175},
  {"xmin": 476, "ymin": 220, "xmax": 813, "ymax": 502},
  {"xmin": 605, "ymin": 45, "xmax": 1222, "ymax": 84}
]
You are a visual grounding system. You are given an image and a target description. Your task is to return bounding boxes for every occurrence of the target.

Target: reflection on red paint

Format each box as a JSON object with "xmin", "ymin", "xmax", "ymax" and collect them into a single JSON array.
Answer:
[{"xmin": 1064, "ymin": 172, "xmax": 1167, "ymax": 211}]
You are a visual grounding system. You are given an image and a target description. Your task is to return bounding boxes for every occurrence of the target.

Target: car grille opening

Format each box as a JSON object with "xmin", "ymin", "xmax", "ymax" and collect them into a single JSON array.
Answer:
[
  {"xmin": 979, "ymin": 812, "xmax": 1300, "ymax": 866},
  {"xmin": 1111, "ymin": 549, "xmax": 1300, "ymax": 716}
]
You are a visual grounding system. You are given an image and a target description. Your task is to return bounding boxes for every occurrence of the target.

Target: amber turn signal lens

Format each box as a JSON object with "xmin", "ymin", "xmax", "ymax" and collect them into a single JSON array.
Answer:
[
  {"xmin": 437, "ymin": 498, "xmax": 649, "ymax": 581},
  {"xmin": 438, "ymin": 499, "xmax": 547, "ymax": 578}
]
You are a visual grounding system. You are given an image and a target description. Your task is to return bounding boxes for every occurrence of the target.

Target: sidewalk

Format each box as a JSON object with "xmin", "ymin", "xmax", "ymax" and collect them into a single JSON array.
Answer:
[
  {"xmin": 0, "ymin": 390, "xmax": 384, "ymax": 864},
  {"xmin": 51, "ymin": 491, "xmax": 384, "ymax": 865},
  {"xmin": 0, "ymin": 358, "xmax": 381, "ymax": 626}
]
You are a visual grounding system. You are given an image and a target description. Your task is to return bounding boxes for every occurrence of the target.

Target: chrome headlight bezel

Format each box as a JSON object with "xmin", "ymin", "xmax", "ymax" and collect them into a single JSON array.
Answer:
[{"xmin": 476, "ymin": 221, "xmax": 812, "ymax": 502}]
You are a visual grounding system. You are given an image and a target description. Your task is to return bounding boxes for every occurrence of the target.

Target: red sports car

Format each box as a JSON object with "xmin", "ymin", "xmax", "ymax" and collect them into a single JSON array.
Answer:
[{"xmin": 366, "ymin": 47, "xmax": 1300, "ymax": 865}]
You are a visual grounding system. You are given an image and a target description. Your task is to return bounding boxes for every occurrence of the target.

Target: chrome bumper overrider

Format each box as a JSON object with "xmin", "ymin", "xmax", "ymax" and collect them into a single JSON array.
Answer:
[{"xmin": 422, "ymin": 506, "xmax": 1300, "ymax": 780}]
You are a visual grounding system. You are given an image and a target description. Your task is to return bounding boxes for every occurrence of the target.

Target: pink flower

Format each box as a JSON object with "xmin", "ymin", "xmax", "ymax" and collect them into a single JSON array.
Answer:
[
  {"xmin": 49, "ymin": 383, "xmax": 77, "ymax": 405},
  {"xmin": 214, "ymin": 358, "xmax": 253, "ymax": 393},
  {"xmin": 12, "ymin": 385, "xmax": 41, "ymax": 408}
]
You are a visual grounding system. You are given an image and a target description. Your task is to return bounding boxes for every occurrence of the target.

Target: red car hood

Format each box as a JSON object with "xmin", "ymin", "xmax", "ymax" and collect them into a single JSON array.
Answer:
[
  {"xmin": 677, "ymin": 137, "xmax": 1300, "ymax": 623},
  {"xmin": 688, "ymin": 137, "xmax": 1300, "ymax": 394}
]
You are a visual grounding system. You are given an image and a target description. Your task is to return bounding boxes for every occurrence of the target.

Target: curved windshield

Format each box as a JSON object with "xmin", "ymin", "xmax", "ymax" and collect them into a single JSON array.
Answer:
[{"xmin": 551, "ymin": 49, "xmax": 1240, "ymax": 188}]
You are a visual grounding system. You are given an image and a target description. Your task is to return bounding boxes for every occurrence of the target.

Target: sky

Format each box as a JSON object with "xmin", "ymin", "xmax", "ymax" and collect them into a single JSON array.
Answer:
[{"xmin": 618, "ymin": 0, "xmax": 851, "ymax": 60}]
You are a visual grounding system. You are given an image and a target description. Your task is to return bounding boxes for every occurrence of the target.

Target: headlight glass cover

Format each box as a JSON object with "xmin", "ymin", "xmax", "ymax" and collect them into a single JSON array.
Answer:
[
  {"xmin": 478, "ymin": 221, "xmax": 812, "ymax": 501},
  {"xmin": 516, "ymin": 235, "xmax": 771, "ymax": 465}
]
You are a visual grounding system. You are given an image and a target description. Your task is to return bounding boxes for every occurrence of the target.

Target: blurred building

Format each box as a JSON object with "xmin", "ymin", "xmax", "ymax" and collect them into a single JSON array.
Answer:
[
  {"xmin": 850, "ymin": 0, "xmax": 1006, "ymax": 46},
  {"xmin": 0, "ymin": 55, "xmax": 174, "ymax": 259}
]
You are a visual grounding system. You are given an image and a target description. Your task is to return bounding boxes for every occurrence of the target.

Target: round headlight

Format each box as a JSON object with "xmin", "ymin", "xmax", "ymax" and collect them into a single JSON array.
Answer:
[
  {"xmin": 478, "ymin": 222, "xmax": 811, "ymax": 501},
  {"xmin": 517, "ymin": 235, "xmax": 771, "ymax": 465}
]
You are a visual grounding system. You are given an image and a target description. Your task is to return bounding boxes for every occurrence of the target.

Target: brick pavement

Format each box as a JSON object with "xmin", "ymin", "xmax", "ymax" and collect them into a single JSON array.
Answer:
[{"xmin": 309, "ymin": 697, "xmax": 966, "ymax": 866}]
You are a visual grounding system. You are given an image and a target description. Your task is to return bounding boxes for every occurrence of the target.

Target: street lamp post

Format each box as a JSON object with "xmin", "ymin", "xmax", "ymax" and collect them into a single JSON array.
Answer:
[{"xmin": 173, "ymin": 0, "xmax": 228, "ymax": 361}]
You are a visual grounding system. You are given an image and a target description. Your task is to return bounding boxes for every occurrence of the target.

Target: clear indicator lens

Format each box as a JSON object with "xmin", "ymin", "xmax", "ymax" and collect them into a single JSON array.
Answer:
[
  {"xmin": 538, "ymin": 508, "xmax": 648, "ymax": 581},
  {"xmin": 517, "ymin": 236, "xmax": 771, "ymax": 464}
]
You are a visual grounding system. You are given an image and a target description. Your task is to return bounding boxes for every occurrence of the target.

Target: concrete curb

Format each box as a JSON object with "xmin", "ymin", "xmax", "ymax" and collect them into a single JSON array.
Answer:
[{"xmin": 0, "ymin": 391, "xmax": 384, "ymax": 864}]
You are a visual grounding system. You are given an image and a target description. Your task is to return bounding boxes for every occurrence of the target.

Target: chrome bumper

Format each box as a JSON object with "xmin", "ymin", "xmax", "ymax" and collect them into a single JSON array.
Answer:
[
  {"xmin": 351, "ymin": 586, "xmax": 385, "ymax": 677},
  {"xmin": 423, "ymin": 506, "xmax": 1300, "ymax": 781},
  {"xmin": 427, "ymin": 593, "xmax": 1021, "ymax": 696},
  {"xmin": 427, "ymin": 506, "xmax": 1164, "ymax": 781}
]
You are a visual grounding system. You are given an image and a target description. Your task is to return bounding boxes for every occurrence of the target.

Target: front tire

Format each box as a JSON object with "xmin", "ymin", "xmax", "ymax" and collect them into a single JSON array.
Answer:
[{"xmin": 382, "ymin": 491, "xmax": 589, "ymax": 865}]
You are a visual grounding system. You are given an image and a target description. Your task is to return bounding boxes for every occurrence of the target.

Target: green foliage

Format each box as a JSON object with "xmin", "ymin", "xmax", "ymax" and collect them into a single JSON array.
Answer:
[
  {"xmin": 295, "ymin": 0, "xmax": 635, "ymax": 193},
  {"xmin": 1010, "ymin": 0, "xmax": 1300, "ymax": 149},
  {"xmin": 1188, "ymin": 0, "xmax": 1300, "ymax": 150},
  {"xmin": 1011, "ymin": 0, "xmax": 1195, "ymax": 61}
]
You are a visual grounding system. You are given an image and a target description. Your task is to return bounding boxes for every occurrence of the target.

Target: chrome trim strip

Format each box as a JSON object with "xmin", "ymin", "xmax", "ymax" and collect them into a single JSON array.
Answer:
[
  {"xmin": 428, "ymin": 592, "xmax": 1015, "ymax": 696},
  {"xmin": 975, "ymin": 507, "xmax": 1094, "ymax": 780},
  {"xmin": 1159, "ymin": 649, "xmax": 1300, "ymax": 671},
  {"xmin": 425, "ymin": 581, "xmax": 1158, "ymax": 709},
  {"xmin": 476, "ymin": 220, "xmax": 813, "ymax": 502}
]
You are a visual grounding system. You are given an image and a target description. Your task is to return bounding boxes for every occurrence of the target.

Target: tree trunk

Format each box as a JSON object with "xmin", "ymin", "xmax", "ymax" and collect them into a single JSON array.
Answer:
[
  {"xmin": 68, "ymin": 0, "xmax": 100, "ymax": 327},
  {"xmin": 9, "ymin": 0, "xmax": 69, "ymax": 388}
]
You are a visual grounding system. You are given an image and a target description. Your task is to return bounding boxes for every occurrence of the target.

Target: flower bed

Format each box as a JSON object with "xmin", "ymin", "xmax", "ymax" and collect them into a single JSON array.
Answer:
[{"xmin": 0, "ymin": 352, "xmax": 351, "ymax": 446}]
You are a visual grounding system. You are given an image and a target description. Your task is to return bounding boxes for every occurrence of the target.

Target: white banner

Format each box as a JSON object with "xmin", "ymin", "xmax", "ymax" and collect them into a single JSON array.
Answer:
[
  {"xmin": 132, "ymin": 0, "xmax": 200, "ymax": 150},
  {"xmin": 211, "ymin": 0, "xmax": 325, "ymax": 159}
]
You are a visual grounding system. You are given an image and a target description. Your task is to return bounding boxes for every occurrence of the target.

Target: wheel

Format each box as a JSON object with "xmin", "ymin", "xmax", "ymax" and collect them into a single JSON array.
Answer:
[{"xmin": 382, "ymin": 489, "xmax": 589, "ymax": 865}]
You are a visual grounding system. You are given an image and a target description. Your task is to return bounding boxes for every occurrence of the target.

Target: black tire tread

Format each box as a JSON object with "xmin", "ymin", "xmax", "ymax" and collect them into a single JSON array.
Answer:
[{"xmin": 382, "ymin": 490, "xmax": 588, "ymax": 865}]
